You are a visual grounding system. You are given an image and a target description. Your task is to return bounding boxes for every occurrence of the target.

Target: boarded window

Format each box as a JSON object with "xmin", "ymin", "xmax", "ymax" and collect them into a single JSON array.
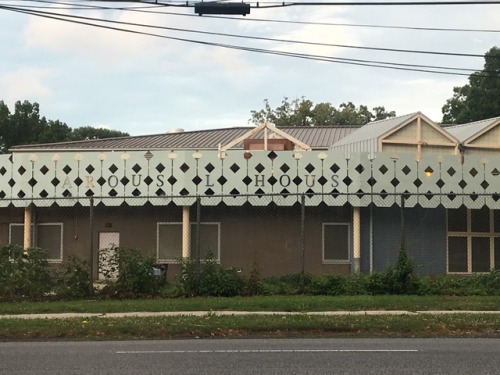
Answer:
[
  {"xmin": 9, "ymin": 223, "xmax": 63, "ymax": 261},
  {"xmin": 323, "ymin": 223, "xmax": 350, "ymax": 262},
  {"xmin": 9, "ymin": 224, "xmax": 24, "ymax": 247},
  {"xmin": 157, "ymin": 222, "xmax": 220, "ymax": 262},
  {"xmin": 158, "ymin": 223, "xmax": 182, "ymax": 261},
  {"xmin": 36, "ymin": 224, "xmax": 63, "ymax": 261}
]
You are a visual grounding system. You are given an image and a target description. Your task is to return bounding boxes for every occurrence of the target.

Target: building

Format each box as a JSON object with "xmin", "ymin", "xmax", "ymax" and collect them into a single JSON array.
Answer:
[{"xmin": 1, "ymin": 112, "xmax": 499, "ymax": 278}]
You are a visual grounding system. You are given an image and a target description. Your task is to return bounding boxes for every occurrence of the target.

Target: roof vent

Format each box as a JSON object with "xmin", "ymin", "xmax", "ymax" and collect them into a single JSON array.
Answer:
[{"xmin": 167, "ymin": 128, "xmax": 185, "ymax": 134}]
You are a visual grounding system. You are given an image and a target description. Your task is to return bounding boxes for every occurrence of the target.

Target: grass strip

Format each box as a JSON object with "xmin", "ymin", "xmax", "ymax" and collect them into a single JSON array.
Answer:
[
  {"xmin": 0, "ymin": 314, "xmax": 499, "ymax": 340},
  {"xmin": 1, "ymin": 295, "xmax": 500, "ymax": 315}
]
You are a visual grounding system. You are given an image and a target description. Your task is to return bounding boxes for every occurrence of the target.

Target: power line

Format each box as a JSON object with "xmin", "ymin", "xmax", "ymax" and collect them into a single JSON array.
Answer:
[
  {"xmin": 0, "ymin": 3, "xmax": 492, "ymax": 60},
  {"xmin": 5, "ymin": 0, "xmax": 500, "ymax": 33},
  {"xmin": 79, "ymin": 0, "xmax": 500, "ymax": 6},
  {"xmin": 250, "ymin": 0, "xmax": 500, "ymax": 7},
  {"xmin": 3, "ymin": 4, "xmax": 493, "ymax": 77}
]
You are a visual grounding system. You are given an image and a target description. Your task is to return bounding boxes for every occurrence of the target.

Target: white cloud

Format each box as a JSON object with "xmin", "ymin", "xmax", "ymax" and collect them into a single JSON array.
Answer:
[
  {"xmin": 22, "ymin": 8, "xmax": 172, "ymax": 68},
  {"xmin": 0, "ymin": 68, "xmax": 55, "ymax": 106},
  {"xmin": 1, "ymin": 2, "xmax": 498, "ymax": 135}
]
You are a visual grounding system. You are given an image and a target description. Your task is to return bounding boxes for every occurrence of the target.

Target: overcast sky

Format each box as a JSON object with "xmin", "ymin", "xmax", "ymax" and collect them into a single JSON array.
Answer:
[{"xmin": 0, "ymin": 1, "xmax": 498, "ymax": 136}]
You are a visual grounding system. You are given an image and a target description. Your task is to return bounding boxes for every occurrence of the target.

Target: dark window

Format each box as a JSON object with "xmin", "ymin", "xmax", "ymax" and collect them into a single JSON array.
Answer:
[
  {"xmin": 471, "ymin": 207, "xmax": 490, "ymax": 232},
  {"xmin": 323, "ymin": 223, "xmax": 350, "ymax": 262},
  {"xmin": 471, "ymin": 237, "xmax": 490, "ymax": 272},
  {"xmin": 495, "ymin": 238, "xmax": 500, "ymax": 270},
  {"xmin": 448, "ymin": 207, "xmax": 467, "ymax": 232},
  {"xmin": 494, "ymin": 210, "xmax": 500, "ymax": 233},
  {"xmin": 448, "ymin": 236, "xmax": 467, "ymax": 273}
]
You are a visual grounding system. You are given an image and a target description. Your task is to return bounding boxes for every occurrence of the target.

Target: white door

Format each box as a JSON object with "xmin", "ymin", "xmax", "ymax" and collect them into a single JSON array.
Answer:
[{"xmin": 98, "ymin": 232, "xmax": 120, "ymax": 280}]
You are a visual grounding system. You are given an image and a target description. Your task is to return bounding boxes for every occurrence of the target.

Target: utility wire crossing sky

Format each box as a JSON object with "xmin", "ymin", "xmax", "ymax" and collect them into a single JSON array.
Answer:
[{"xmin": 0, "ymin": 0, "xmax": 498, "ymax": 135}]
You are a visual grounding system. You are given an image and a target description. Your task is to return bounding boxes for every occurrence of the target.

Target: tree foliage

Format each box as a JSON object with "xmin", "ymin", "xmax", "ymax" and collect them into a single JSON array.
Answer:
[
  {"xmin": 249, "ymin": 97, "xmax": 396, "ymax": 127},
  {"xmin": 0, "ymin": 100, "xmax": 129, "ymax": 153},
  {"xmin": 441, "ymin": 46, "xmax": 500, "ymax": 124}
]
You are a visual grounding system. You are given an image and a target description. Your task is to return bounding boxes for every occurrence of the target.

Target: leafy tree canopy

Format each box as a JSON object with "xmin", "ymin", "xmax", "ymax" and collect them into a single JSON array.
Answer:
[
  {"xmin": 441, "ymin": 46, "xmax": 500, "ymax": 124},
  {"xmin": 0, "ymin": 100, "xmax": 129, "ymax": 153},
  {"xmin": 249, "ymin": 97, "xmax": 396, "ymax": 127}
]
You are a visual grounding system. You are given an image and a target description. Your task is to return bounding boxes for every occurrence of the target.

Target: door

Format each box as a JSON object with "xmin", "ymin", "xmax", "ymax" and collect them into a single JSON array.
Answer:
[{"xmin": 98, "ymin": 232, "xmax": 120, "ymax": 280}]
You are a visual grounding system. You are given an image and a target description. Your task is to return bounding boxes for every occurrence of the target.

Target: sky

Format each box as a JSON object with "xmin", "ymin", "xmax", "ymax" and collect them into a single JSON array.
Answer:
[{"xmin": 0, "ymin": 1, "xmax": 499, "ymax": 136}]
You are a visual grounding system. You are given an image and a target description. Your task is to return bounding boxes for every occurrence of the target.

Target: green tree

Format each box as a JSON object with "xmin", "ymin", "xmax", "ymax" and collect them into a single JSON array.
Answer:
[
  {"xmin": 442, "ymin": 46, "xmax": 500, "ymax": 124},
  {"xmin": 249, "ymin": 97, "xmax": 396, "ymax": 126},
  {"xmin": 70, "ymin": 126, "xmax": 128, "ymax": 141},
  {"xmin": 0, "ymin": 101, "xmax": 11, "ymax": 153},
  {"xmin": 0, "ymin": 100, "xmax": 129, "ymax": 153}
]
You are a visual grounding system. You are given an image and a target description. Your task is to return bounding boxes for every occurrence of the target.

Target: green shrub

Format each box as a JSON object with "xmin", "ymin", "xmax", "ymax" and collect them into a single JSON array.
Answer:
[
  {"xmin": 257, "ymin": 274, "xmax": 311, "ymax": 295},
  {"xmin": 177, "ymin": 253, "xmax": 245, "ymax": 297},
  {"xmin": 306, "ymin": 275, "xmax": 347, "ymax": 295},
  {"xmin": 55, "ymin": 256, "xmax": 92, "ymax": 299},
  {"xmin": 367, "ymin": 246, "xmax": 418, "ymax": 295},
  {"xmin": 98, "ymin": 247, "xmax": 163, "ymax": 298},
  {"xmin": 482, "ymin": 269, "xmax": 500, "ymax": 295},
  {"xmin": 0, "ymin": 245, "xmax": 53, "ymax": 300},
  {"xmin": 243, "ymin": 259, "xmax": 262, "ymax": 296}
]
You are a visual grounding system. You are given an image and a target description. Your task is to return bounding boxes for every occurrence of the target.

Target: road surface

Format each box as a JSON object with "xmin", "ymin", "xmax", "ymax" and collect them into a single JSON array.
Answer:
[{"xmin": 1, "ymin": 338, "xmax": 498, "ymax": 374}]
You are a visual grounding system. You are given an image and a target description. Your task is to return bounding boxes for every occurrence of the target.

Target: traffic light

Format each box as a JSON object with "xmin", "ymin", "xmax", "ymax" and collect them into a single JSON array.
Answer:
[{"xmin": 194, "ymin": 2, "xmax": 251, "ymax": 16}]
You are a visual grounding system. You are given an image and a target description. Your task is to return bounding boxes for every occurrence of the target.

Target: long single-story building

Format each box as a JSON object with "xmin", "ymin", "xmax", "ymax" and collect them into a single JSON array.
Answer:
[{"xmin": 1, "ymin": 112, "xmax": 499, "ymax": 278}]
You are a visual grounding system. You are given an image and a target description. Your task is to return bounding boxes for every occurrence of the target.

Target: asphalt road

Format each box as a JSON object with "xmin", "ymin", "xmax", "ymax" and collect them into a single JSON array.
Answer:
[{"xmin": 1, "ymin": 338, "xmax": 499, "ymax": 375}]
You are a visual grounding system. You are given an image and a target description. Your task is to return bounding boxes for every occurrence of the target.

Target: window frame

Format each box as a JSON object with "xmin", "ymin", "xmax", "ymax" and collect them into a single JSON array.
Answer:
[
  {"xmin": 447, "ymin": 208, "xmax": 499, "ymax": 274},
  {"xmin": 8, "ymin": 222, "xmax": 64, "ymax": 263},
  {"xmin": 156, "ymin": 221, "xmax": 221, "ymax": 263},
  {"xmin": 322, "ymin": 222, "xmax": 351, "ymax": 264}
]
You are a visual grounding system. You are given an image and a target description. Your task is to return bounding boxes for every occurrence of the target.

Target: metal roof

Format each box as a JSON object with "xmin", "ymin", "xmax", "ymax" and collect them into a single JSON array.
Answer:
[
  {"xmin": 445, "ymin": 117, "xmax": 500, "ymax": 144},
  {"xmin": 10, "ymin": 126, "xmax": 359, "ymax": 152},
  {"xmin": 329, "ymin": 112, "xmax": 419, "ymax": 153}
]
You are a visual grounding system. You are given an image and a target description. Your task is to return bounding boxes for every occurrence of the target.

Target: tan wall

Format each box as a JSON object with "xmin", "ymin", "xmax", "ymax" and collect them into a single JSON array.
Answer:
[
  {"xmin": 0, "ymin": 206, "xmax": 24, "ymax": 246},
  {"xmin": 382, "ymin": 144, "xmax": 456, "ymax": 158},
  {"xmin": 464, "ymin": 148, "xmax": 500, "ymax": 158},
  {"xmin": 1, "ymin": 203, "xmax": 353, "ymax": 279}
]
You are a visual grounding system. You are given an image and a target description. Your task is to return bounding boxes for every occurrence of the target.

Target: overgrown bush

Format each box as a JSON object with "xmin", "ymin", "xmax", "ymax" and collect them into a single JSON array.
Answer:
[
  {"xmin": 306, "ymin": 275, "xmax": 347, "ymax": 295},
  {"xmin": 0, "ymin": 245, "xmax": 53, "ymax": 300},
  {"xmin": 98, "ymin": 247, "xmax": 163, "ymax": 298},
  {"xmin": 257, "ymin": 274, "xmax": 310, "ymax": 295},
  {"xmin": 417, "ymin": 270, "xmax": 500, "ymax": 296},
  {"xmin": 243, "ymin": 259, "xmax": 262, "ymax": 296},
  {"xmin": 367, "ymin": 246, "xmax": 417, "ymax": 295},
  {"xmin": 177, "ymin": 253, "xmax": 245, "ymax": 297},
  {"xmin": 55, "ymin": 256, "xmax": 92, "ymax": 299},
  {"xmin": 305, "ymin": 274, "xmax": 369, "ymax": 296}
]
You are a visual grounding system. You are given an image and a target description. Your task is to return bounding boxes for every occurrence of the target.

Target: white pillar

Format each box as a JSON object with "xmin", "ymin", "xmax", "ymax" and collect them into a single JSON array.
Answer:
[
  {"xmin": 353, "ymin": 206, "xmax": 361, "ymax": 274},
  {"xmin": 182, "ymin": 206, "xmax": 191, "ymax": 258},
  {"xmin": 23, "ymin": 205, "xmax": 32, "ymax": 253}
]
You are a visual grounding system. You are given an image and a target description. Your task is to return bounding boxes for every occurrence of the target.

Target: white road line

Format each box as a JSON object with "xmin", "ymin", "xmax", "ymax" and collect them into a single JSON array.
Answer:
[{"xmin": 117, "ymin": 349, "xmax": 418, "ymax": 354}]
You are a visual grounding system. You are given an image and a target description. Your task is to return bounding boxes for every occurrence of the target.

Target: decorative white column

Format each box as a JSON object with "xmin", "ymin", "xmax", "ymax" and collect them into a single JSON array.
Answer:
[
  {"xmin": 353, "ymin": 206, "xmax": 361, "ymax": 274},
  {"xmin": 182, "ymin": 206, "xmax": 191, "ymax": 258},
  {"xmin": 23, "ymin": 204, "xmax": 32, "ymax": 253}
]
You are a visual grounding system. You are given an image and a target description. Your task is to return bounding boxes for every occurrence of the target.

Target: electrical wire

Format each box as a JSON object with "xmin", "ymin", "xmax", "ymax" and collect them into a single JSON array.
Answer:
[
  {"xmin": 2, "ymin": 4, "xmax": 494, "ymax": 77},
  {"xmin": 250, "ymin": 0, "xmax": 500, "ymax": 7},
  {"xmin": 4, "ymin": 0, "xmax": 500, "ymax": 33},
  {"xmin": 0, "ymin": 3, "xmax": 493, "ymax": 60}
]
